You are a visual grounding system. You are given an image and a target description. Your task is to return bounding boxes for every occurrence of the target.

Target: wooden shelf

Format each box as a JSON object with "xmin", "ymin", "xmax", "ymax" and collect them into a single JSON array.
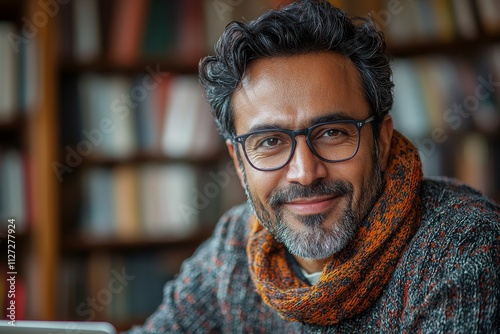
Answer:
[
  {"xmin": 0, "ymin": 0, "xmax": 24, "ymax": 21},
  {"xmin": 388, "ymin": 34, "xmax": 500, "ymax": 57},
  {"xmin": 58, "ymin": 56, "xmax": 200, "ymax": 75},
  {"xmin": 63, "ymin": 228, "xmax": 213, "ymax": 252},
  {"xmin": 0, "ymin": 116, "xmax": 26, "ymax": 137},
  {"xmin": 0, "ymin": 230, "xmax": 32, "ymax": 274},
  {"xmin": 74, "ymin": 151, "xmax": 225, "ymax": 168}
]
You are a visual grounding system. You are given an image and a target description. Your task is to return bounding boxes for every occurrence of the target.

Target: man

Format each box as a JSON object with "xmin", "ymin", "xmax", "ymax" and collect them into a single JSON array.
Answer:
[{"xmin": 128, "ymin": 0, "xmax": 500, "ymax": 332}]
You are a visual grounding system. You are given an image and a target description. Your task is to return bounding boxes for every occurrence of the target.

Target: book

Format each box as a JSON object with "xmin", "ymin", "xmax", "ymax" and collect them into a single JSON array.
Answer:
[
  {"xmin": 138, "ymin": 164, "xmax": 164, "ymax": 236},
  {"xmin": 188, "ymin": 98, "xmax": 221, "ymax": 159},
  {"xmin": 428, "ymin": 0, "xmax": 454, "ymax": 42},
  {"xmin": 22, "ymin": 153, "xmax": 33, "ymax": 229},
  {"xmin": 57, "ymin": 0, "xmax": 74, "ymax": 59},
  {"xmin": 141, "ymin": 0, "xmax": 178, "ymax": 59},
  {"xmin": 133, "ymin": 76, "xmax": 156, "ymax": 152},
  {"xmin": 0, "ymin": 22, "xmax": 18, "ymax": 122},
  {"xmin": 0, "ymin": 150, "xmax": 27, "ymax": 231},
  {"xmin": 161, "ymin": 76, "xmax": 200, "ymax": 158},
  {"xmin": 17, "ymin": 34, "xmax": 38, "ymax": 114},
  {"xmin": 97, "ymin": 0, "xmax": 115, "ymax": 57},
  {"xmin": 203, "ymin": 0, "xmax": 235, "ymax": 52},
  {"xmin": 87, "ymin": 251, "xmax": 113, "ymax": 320},
  {"xmin": 476, "ymin": 0, "xmax": 500, "ymax": 34},
  {"xmin": 159, "ymin": 164, "xmax": 199, "ymax": 237},
  {"xmin": 177, "ymin": 0, "xmax": 205, "ymax": 65},
  {"xmin": 383, "ymin": 0, "xmax": 421, "ymax": 46},
  {"xmin": 455, "ymin": 133, "xmax": 490, "ymax": 196},
  {"xmin": 450, "ymin": 0, "xmax": 477, "ymax": 40},
  {"xmin": 391, "ymin": 59, "xmax": 431, "ymax": 139},
  {"xmin": 159, "ymin": 75, "xmax": 222, "ymax": 159},
  {"xmin": 138, "ymin": 163, "xmax": 200, "ymax": 236},
  {"xmin": 77, "ymin": 74, "xmax": 105, "ymax": 155},
  {"xmin": 411, "ymin": 58, "xmax": 446, "ymax": 130},
  {"xmin": 133, "ymin": 74, "xmax": 172, "ymax": 153},
  {"xmin": 78, "ymin": 75, "xmax": 137, "ymax": 158},
  {"xmin": 454, "ymin": 59, "xmax": 479, "ymax": 131},
  {"xmin": 72, "ymin": 0, "xmax": 101, "ymax": 63},
  {"xmin": 113, "ymin": 165, "xmax": 141, "ymax": 238},
  {"xmin": 476, "ymin": 46, "xmax": 500, "ymax": 133},
  {"xmin": 469, "ymin": 50, "xmax": 500, "ymax": 134},
  {"xmin": 106, "ymin": 76, "xmax": 137, "ymax": 158},
  {"xmin": 108, "ymin": 0, "xmax": 148, "ymax": 66},
  {"xmin": 80, "ymin": 168, "xmax": 115, "ymax": 236},
  {"xmin": 152, "ymin": 75, "xmax": 173, "ymax": 153}
]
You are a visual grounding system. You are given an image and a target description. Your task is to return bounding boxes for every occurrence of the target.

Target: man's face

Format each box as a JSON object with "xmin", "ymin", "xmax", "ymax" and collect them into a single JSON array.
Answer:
[{"xmin": 228, "ymin": 52, "xmax": 391, "ymax": 260}]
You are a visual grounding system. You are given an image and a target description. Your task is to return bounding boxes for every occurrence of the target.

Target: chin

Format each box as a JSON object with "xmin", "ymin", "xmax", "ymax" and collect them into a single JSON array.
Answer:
[{"xmin": 274, "ymin": 209, "xmax": 358, "ymax": 259}]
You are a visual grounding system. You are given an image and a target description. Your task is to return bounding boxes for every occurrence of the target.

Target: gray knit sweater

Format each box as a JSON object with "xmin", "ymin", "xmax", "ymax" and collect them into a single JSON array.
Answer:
[{"xmin": 127, "ymin": 178, "xmax": 500, "ymax": 333}]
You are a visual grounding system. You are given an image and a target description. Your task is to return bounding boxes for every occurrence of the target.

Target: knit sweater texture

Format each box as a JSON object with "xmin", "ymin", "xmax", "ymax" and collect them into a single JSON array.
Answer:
[{"xmin": 127, "ymin": 178, "xmax": 500, "ymax": 333}]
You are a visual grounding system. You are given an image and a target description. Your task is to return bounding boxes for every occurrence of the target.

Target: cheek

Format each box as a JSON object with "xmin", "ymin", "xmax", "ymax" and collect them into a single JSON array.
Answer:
[
  {"xmin": 335, "ymin": 152, "xmax": 374, "ymax": 199},
  {"xmin": 246, "ymin": 169, "xmax": 280, "ymax": 201}
]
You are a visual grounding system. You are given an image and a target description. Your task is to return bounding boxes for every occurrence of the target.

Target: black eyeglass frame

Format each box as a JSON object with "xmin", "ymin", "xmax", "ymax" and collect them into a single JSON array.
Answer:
[{"xmin": 233, "ymin": 115, "xmax": 376, "ymax": 171}]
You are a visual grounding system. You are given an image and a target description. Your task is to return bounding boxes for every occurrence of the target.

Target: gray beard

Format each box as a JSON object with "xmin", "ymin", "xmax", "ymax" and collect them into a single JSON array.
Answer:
[
  {"xmin": 238, "ymin": 149, "xmax": 383, "ymax": 260},
  {"xmin": 248, "ymin": 180, "xmax": 358, "ymax": 260}
]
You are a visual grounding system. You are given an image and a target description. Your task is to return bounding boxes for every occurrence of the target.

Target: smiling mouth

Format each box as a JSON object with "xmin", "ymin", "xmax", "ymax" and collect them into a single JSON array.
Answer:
[{"xmin": 283, "ymin": 195, "xmax": 340, "ymax": 216}]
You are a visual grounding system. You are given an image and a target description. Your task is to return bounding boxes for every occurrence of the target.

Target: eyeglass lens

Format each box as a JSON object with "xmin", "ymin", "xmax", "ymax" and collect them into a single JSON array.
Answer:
[{"xmin": 244, "ymin": 122, "xmax": 360, "ymax": 170}]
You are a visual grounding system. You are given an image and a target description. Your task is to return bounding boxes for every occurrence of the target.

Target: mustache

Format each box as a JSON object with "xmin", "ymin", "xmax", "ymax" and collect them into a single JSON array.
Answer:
[{"xmin": 268, "ymin": 180, "xmax": 353, "ymax": 208}]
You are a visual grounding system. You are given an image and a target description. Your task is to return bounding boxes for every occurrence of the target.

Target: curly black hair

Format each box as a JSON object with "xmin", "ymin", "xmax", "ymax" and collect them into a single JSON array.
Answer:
[{"xmin": 199, "ymin": 0, "xmax": 393, "ymax": 140}]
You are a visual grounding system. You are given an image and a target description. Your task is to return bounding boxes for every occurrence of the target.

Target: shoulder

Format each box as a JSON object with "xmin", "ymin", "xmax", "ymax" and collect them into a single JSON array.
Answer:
[
  {"xmin": 384, "ymin": 178, "xmax": 500, "ymax": 332},
  {"xmin": 408, "ymin": 177, "xmax": 499, "ymax": 270},
  {"xmin": 419, "ymin": 177, "xmax": 499, "ymax": 230},
  {"xmin": 209, "ymin": 202, "xmax": 254, "ymax": 251}
]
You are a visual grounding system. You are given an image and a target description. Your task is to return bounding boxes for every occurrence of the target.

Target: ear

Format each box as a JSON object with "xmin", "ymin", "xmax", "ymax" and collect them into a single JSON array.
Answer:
[
  {"xmin": 226, "ymin": 139, "xmax": 246, "ymax": 189},
  {"xmin": 378, "ymin": 115, "xmax": 393, "ymax": 172}
]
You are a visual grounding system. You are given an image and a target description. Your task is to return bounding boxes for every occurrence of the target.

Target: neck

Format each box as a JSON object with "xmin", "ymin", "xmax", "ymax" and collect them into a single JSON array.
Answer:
[{"xmin": 293, "ymin": 255, "xmax": 330, "ymax": 274}]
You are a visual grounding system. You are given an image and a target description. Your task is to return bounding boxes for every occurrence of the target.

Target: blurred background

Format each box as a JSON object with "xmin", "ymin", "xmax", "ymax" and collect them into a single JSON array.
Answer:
[{"xmin": 0, "ymin": 0, "xmax": 499, "ymax": 331}]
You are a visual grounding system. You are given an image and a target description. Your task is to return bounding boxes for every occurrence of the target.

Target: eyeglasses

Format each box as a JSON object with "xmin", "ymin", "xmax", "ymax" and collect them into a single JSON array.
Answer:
[{"xmin": 233, "ymin": 115, "xmax": 375, "ymax": 171}]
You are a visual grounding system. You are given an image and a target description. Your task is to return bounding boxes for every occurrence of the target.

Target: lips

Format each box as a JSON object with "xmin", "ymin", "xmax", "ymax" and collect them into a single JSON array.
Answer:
[{"xmin": 284, "ymin": 195, "xmax": 339, "ymax": 215}]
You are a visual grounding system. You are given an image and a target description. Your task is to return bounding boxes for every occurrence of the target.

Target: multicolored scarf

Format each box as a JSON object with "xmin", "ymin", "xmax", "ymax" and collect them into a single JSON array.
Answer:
[{"xmin": 246, "ymin": 131, "xmax": 423, "ymax": 325}]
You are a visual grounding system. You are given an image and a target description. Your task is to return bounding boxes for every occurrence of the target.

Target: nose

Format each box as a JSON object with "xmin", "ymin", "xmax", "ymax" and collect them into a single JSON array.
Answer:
[{"xmin": 285, "ymin": 136, "xmax": 327, "ymax": 185}]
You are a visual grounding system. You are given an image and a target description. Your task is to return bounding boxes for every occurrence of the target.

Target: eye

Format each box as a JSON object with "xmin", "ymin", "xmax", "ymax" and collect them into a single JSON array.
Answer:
[
  {"xmin": 258, "ymin": 137, "xmax": 282, "ymax": 148},
  {"xmin": 248, "ymin": 132, "xmax": 289, "ymax": 152},
  {"xmin": 313, "ymin": 124, "xmax": 355, "ymax": 143},
  {"xmin": 323, "ymin": 129, "xmax": 345, "ymax": 138},
  {"xmin": 319, "ymin": 127, "xmax": 349, "ymax": 139}
]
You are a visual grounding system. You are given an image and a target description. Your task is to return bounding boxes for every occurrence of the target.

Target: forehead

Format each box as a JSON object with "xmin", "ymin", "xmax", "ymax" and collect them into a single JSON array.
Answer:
[{"xmin": 231, "ymin": 52, "xmax": 369, "ymax": 133}]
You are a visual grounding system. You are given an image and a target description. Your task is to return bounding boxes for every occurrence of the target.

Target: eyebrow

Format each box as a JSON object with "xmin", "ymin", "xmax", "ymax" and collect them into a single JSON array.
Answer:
[
  {"xmin": 245, "ymin": 111, "xmax": 357, "ymax": 133},
  {"xmin": 310, "ymin": 112, "xmax": 356, "ymax": 125}
]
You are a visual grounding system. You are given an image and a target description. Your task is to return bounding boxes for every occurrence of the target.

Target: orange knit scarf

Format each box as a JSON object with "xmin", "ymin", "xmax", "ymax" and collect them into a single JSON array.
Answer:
[{"xmin": 246, "ymin": 131, "xmax": 423, "ymax": 325}]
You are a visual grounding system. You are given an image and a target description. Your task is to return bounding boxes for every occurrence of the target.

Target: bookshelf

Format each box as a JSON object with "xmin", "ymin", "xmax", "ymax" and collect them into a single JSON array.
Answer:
[
  {"xmin": 0, "ymin": 0, "xmax": 59, "ymax": 320},
  {"xmin": 54, "ymin": 0, "xmax": 250, "ymax": 330},
  {"xmin": 1, "ymin": 0, "xmax": 499, "ymax": 331},
  {"xmin": 379, "ymin": 0, "xmax": 500, "ymax": 202},
  {"xmin": 328, "ymin": 3, "xmax": 500, "ymax": 206}
]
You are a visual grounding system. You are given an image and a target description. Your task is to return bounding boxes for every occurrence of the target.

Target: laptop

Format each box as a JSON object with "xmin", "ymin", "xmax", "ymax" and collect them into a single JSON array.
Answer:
[{"xmin": 0, "ymin": 320, "xmax": 117, "ymax": 334}]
